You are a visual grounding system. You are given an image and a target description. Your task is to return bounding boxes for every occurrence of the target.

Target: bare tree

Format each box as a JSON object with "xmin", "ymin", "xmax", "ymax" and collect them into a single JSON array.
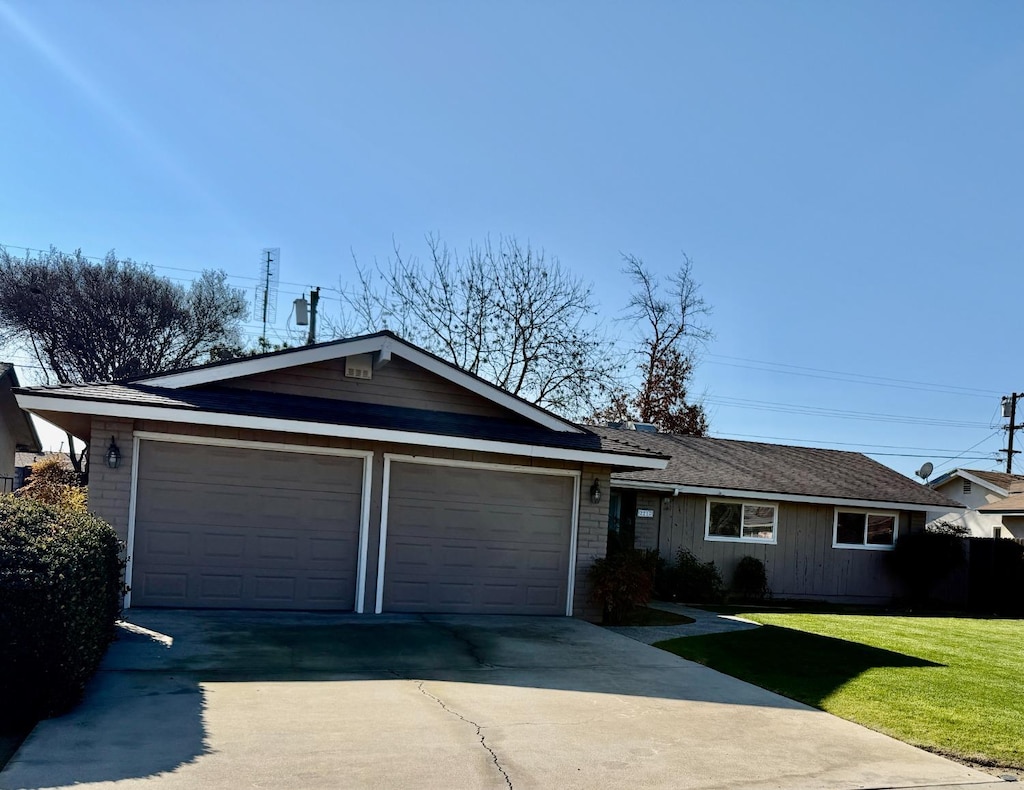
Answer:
[
  {"xmin": 335, "ymin": 235, "xmax": 620, "ymax": 418},
  {"xmin": 0, "ymin": 247, "xmax": 248, "ymax": 470},
  {"xmin": 594, "ymin": 253, "xmax": 712, "ymax": 435}
]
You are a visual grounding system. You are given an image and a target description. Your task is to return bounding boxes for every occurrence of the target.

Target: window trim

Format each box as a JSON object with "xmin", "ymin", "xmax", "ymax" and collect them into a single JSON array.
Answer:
[
  {"xmin": 832, "ymin": 508, "xmax": 899, "ymax": 551},
  {"xmin": 705, "ymin": 497, "xmax": 779, "ymax": 545}
]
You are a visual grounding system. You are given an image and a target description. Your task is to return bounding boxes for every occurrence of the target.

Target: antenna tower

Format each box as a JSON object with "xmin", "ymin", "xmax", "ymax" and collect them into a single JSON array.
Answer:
[{"xmin": 255, "ymin": 248, "xmax": 280, "ymax": 342}]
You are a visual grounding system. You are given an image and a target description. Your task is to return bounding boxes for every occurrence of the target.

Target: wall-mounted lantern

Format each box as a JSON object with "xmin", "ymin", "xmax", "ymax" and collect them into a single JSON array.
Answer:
[
  {"xmin": 105, "ymin": 436, "xmax": 121, "ymax": 469},
  {"xmin": 590, "ymin": 478, "xmax": 602, "ymax": 504}
]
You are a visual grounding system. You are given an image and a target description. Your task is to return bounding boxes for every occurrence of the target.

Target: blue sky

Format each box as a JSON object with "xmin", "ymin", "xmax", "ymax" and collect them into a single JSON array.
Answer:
[{"xmin": 1, "ymin": 1, "xmax": 1021, "ymax": 479}]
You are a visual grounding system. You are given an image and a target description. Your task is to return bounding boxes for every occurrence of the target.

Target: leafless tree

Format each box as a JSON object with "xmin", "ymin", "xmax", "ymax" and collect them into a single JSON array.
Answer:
[
  {"xmin": 594, "ymin": 253, "xmax": 712, "ymax": 435},
  {"xmin": 0, "ymin": 247, "xmax": 248, "ymax": 470},
  {"xmin": 334, "ymin": 235, "xmax": 621, "ymax": 418}
]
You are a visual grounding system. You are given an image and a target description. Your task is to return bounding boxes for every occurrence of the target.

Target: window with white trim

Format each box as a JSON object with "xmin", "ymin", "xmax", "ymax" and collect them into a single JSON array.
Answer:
[
  {"xmin": 833, "ymin": 509, "xmax": 898, "ymax": 549},
  {"xmin": 706, "ymin": 499, "xmax": 778, "ymax": 544}
]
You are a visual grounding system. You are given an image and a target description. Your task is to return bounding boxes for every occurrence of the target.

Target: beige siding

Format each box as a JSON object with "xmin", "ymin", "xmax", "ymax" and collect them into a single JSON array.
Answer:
[
  {"xmin": 656, "ymin": 493, "xmax": 911, "ymax": 603},
  {"xmin": 221, "ymin": 356, "xmax": 523, "ymax": 420},
  {"xmin": 87, "ymin": 416, "xmax": 608, "ymax": 619}
]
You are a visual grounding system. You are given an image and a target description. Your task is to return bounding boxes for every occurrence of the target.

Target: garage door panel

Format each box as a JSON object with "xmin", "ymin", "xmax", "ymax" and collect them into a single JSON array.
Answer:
[
  {"xmin": 384, "ymin": 463, "xmax": 574, "ymax": 615},
  {"xmin": 132, "ymin": 441, "xmax": 363, "ymax": 610}
]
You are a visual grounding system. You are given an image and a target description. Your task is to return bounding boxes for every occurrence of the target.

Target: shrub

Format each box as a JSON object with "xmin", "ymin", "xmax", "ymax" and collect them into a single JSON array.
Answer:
[
  {"xmin": 0, "ymin": 496, "xmax": 123, "ymax": 725},
  {"xmin": 588, "ymin": 549, "xmax": 658, "ymax": 624},
  {"xmin": 732, "ymin": 556, "xmax": 771, "ymax": 601},
  {"xmin": 657, "ymin": 548, "xmax": 724, "ymax": 603},
  {"xmin": 890, "ymin": 530, "xmax": 966, "ymax": 602},
  {"xmin": 16, "ymin": 456, "xmax": 87, "ymax": 511}
]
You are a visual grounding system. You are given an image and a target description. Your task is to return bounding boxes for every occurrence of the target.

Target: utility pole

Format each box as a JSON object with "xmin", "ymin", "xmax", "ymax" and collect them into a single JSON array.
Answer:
[
  {"xmin": 1001, "ymin": 392, "xmax": 1024, "ymax": 474},
  {"xmin": 306, "ymin": 287, "xmax": 320, "ymax": 346}
]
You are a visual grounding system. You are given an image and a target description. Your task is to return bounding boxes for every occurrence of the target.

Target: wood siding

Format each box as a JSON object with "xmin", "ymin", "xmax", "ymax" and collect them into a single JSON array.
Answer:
[
  {"xmin": 655, "ymin": 493, "xmax": 913, "ymax": 603},
  {"xmin": 221, "ymin": 355, "xmax": 524, "ymax": 420}
]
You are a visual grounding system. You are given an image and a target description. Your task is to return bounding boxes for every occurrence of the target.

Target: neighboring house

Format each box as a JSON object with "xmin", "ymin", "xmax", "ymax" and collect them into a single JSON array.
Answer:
[
  {"xmin": 14, "ymin": 331, "xmax": 666, "ymax": 620},
  {"xmin": 977, "ymin": 493, "xmax": 1024, "ymax": 539},
  {"xmin": 0, "ymin": 363, "xmax": 42, "ymax": 494},
  {"xmin": 926, "ymin": 469, "xmax": 1024, "ymax": 538},
  {"xmin": 593, "ymin": 426, "xmax": 963, "ymax": 604}
]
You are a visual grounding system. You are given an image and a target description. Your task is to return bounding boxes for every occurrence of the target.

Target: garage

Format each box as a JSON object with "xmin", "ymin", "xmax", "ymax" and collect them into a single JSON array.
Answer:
[
  {"xmin": 380, "ymin": 459, "xmax": 578, "ymax": 615},
  {"xmin": 130, "ymin": 439, "xmax": 368, "ymax": 610}
]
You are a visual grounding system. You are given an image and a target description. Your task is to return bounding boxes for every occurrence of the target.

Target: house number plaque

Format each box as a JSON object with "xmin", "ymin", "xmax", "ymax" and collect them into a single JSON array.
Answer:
[{"xmin": 636, "ymin": 508, "xmax": 655, "ymax": 519}]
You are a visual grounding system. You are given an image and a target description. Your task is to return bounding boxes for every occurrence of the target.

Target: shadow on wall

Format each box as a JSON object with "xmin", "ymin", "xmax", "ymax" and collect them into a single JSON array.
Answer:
[{"xmin": 656, "ymin": 625, "xmax": 943, "ymax": 709}]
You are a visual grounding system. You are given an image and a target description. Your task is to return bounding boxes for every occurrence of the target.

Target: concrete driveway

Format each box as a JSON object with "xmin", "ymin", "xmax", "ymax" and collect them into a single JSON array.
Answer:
[{"xmin": 0, "ymin": 610, "xmax": 1005, "ymax": 790}]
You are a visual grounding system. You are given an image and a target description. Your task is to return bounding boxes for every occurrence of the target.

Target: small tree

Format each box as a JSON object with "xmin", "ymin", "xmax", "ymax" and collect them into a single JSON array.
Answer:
[
  {"xmin": 16, "ymin": 456, "xmax": 87, "ymax": 511},
  {"xmin": 594, "ymin": 254, "xmax": 711, "ymax": 434}
]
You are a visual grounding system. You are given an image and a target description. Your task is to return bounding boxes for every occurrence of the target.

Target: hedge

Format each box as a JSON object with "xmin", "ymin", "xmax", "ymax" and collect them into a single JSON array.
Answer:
[{"xmin": 0, "ymin": 496, "xmax": 123, "ymax": 725}]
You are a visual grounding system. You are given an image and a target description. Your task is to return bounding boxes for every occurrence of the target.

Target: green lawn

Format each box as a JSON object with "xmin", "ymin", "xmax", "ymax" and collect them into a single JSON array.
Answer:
[{"xmin": 656, "ymin": 612, "xmax": 1024, "ymax": 770}]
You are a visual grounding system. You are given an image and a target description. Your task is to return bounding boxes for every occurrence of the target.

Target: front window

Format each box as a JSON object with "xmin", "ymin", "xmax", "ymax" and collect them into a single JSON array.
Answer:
[
  {"xmin": 833, "ymin": 509, "xmax": 897, "ymax": 549},
  {"xmin": 706, "ymin": 499, "xmax": 777, "ymax": 544}
]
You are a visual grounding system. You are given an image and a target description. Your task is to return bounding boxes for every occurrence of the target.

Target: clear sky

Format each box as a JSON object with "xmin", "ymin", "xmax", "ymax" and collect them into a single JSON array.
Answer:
[{"xmin": 1, "ymin": 1, "xmax": 1021, "ymax": 480}]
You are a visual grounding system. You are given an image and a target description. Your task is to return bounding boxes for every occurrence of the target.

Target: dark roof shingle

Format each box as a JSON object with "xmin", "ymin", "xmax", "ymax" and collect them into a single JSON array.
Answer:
[{"xmin": 594, "ymin": 426, "xmax": 962, "ymax": 509}]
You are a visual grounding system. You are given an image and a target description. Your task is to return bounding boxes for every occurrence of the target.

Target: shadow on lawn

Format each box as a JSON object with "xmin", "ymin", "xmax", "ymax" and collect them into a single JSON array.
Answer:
[{"xmin": 656, "ymin": 624, "xmax": 944, "ymax": 708}]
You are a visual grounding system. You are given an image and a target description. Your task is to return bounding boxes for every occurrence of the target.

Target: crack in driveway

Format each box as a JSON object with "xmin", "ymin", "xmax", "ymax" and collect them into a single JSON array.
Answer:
[{"xmin": 414, "ymin": 681, "xmax": 513, "ymax": 790}]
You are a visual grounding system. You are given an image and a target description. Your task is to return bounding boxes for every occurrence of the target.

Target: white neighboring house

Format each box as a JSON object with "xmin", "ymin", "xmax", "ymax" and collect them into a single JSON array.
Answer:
[{"xmin": 926, "ymin": 468, "xmax": 1024, "ymax": 538}]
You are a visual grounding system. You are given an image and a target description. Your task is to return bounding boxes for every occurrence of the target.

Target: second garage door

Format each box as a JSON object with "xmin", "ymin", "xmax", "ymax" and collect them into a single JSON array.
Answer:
[
  {"xmin": 382, "ymin": 462, "xmax": 576, "ymax": 615},
  {"xmin": 131, "ymin": 440, "xmax": 365, "ymax": 610}
]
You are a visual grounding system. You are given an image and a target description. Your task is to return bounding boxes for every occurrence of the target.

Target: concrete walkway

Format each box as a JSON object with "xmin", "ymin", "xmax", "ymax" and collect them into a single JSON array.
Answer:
[
  {"xmin": 607, "ymin": 601, "xmax": 761, "ymax": 644},
  {"xmin": 0, "ymin": 610, "xmax": 1010, "ymax": 790}
]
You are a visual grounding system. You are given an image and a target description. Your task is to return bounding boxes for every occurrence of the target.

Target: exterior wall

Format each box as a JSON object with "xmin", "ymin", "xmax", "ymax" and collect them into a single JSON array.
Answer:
[
  {"xmin": 87, "ymin": 415, "xmax": 609, "ymax": 619},
  {"xmin": 1001, "ymin": 517, "xmax": 1024, "ymax": 539},
  {"xmin": 655, "ymin": 492, "xmax": 915, "ymax": 603},
  {"xmin": 222, "ymin": 356, "xmax": 522, "ymax": 421},
  {"xmin": 926, "ymin": 479, "xmax": 1006, "ymax": 538},
  {"xmin": 0, "ymin": 412, "xmax": 15, "ymax": 488}
]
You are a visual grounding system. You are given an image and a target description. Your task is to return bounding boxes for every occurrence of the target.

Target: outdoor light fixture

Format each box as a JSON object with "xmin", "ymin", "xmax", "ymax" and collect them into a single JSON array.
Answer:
[
  {"xmin": 105, "ymin": 436, "xmax": 121, "ymax": 469},
  {"xmin": 590, "ymin": 478, "xmax": 602, "ymax": 504}
]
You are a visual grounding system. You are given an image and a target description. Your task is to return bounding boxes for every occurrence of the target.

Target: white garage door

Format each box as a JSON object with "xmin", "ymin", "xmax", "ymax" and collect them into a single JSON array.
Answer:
[
  {"xmin": 382, "ymin": 461, "xmax": 576, "ymax": 615},
  {"xmin": 131, "ymin": 440, "xmax": 365, "ymax": 610}
]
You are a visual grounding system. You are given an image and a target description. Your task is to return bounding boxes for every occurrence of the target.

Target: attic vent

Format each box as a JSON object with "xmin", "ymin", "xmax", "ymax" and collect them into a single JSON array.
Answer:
[
  {"xmin": 963, "ymin": 480, "xmax": 972, "ymax": 495},
  {"xmin": 344, "ymin": 353, "xmax": 373, "ymax": 380}
]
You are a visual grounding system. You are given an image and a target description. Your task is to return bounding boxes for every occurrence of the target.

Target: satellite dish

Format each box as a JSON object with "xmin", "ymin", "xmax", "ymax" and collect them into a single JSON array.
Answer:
[{"xmin": 916, "ymin": 462, "xmax": 934, "ymax": 480}]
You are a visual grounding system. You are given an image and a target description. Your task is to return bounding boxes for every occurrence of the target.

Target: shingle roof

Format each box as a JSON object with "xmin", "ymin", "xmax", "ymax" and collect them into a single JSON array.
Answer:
[
  {"xmin": 19, "ymin": 383, "xmax": 665, "ymax": 463},
  {"xmin": 594, "ymin": 426, "xmax": 962, "ymax": 509},
  {"xmin": 979, "ymin": 492, "xmax": 1024, "ymax": 514},
  {"xmin": 961, "ymin": 469, "xmax": 1024, "ymax": 492}
]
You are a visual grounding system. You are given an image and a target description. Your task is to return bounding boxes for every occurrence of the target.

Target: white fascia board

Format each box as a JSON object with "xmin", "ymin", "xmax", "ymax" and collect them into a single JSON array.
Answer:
[
  {"xmin": 134, "ymin": 335, "xmax": 580, "ymax": 434},
  {"xmin": 16, "ymin": 394, "xmax": 666, "ymax": 470},
  {"xmin": 609, "ymin": 478, "xmax": 962, "ymax": 513}
]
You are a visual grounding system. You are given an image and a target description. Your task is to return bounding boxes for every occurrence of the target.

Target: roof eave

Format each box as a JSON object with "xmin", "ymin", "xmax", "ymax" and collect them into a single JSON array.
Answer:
[{"xmin": 15, "ymin": 392, "xmax": 667, "ymax": 471}]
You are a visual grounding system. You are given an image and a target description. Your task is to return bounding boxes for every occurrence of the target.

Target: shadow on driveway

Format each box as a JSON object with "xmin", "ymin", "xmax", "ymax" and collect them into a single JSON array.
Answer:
[{"xmin": 0, "ymin": 609, "xmax": 961, "ymax": 790}]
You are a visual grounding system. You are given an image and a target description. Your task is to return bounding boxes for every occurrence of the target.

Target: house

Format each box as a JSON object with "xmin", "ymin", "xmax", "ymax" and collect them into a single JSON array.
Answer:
[
  {"xmin": 925, "ymin": 468, "xmax": 1024, "ymax": 538},
  {"xmin": 13, "ymin": 331, "xmax": 667, "ymax": 619},
  {"xmin": 977, "ymin": 493, "xmax": 1024, "ymax": 539},
  {"xmin": 14, "ymin": 451, "xmax": 74, "ymax": 490},
  {"xmin": 0, "ymin": 363, "xmax": 42, "ymax": 494},
  {"xmin": 593, "ymin": 426, "xmax": 963, "ymax": 604}
]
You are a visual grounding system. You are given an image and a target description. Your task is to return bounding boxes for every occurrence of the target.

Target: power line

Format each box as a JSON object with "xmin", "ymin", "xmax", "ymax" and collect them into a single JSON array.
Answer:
[
  {"xmin": 929, "ymin": 431, "xmax": 1004, "ymax": 476},
  {"xmin": 704, "ymin": 355, "xmax": 1001, "ymax": 399}
]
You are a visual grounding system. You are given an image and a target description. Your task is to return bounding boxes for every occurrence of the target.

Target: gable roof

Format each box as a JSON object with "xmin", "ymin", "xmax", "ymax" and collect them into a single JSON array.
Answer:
[
  {"xmin": 0, "ymin": 364, "xmax": 42, "ymax": 453},
  {"xmin": 928, "ymin": 468, "xmax": 1024, "ymax": 497},
  {"xmin": 595, "ymin": 427, "xmax": 963, "ymax": 512},
  {"xmin": 134, "ymin": 330, "xmax": 581, "ymax": 434},
  {"xmin": 14, "ymin": 336, "xmax": 669, "ymax": 471}
]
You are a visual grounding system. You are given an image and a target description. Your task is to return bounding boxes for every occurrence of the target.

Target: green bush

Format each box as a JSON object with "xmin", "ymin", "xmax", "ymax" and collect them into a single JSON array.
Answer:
[
  {"xmin": 588, "ymin": 549, "xmax": 659, "ymax": 624},
  {"xmin": 890, "ymin": 530, "xmax": 966, "ymax": 603},
  {"xmin": 0, "ymin": 496, "xmax": 123, "ymax": 725},
  {"xmin": 732, "ymin": 556, "xmax": 771, "ymax": 601},
  {"xmin": 657, "ymin": 548, "xmax": 724, "ymax": 603}
]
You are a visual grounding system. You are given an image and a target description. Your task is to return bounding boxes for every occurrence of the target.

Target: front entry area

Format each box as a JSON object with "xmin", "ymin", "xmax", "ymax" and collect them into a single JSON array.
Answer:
[
  {"xmin": 130, "ymin": 438, "xmax": 367, "ymax": 610},
  {"xmin": 380, "ymin": 458, "xmax": 578, "ymax": 615}
]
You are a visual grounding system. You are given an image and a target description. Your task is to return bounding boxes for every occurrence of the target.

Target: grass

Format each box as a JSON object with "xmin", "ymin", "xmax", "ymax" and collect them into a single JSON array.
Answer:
[
  {"xmin": 612, "ymin": 606, "xmax": 696, "ymax": 626},
  {"xmin": 656, "ymin": 612, "xmax": 1024, "ymax": 770}
]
